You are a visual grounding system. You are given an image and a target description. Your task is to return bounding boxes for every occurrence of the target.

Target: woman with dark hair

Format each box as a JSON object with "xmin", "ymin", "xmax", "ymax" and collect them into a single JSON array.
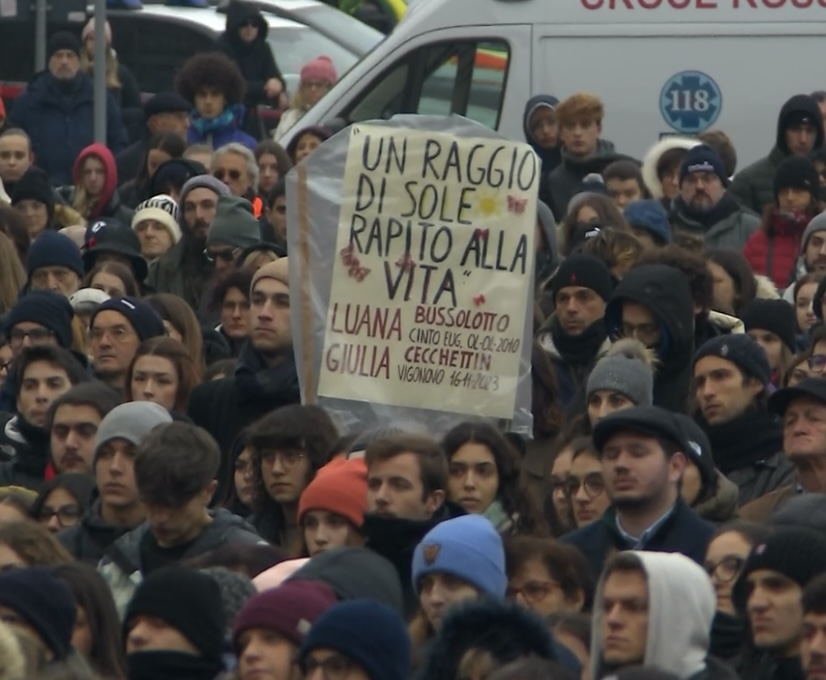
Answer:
[
  {"xmin": 286, "ymin": 125, "xmax": 332, "ymax": 165},
  {"xmin": 793, "ymin": 272, "xmax": 823, "ymax": 346},
  {"xmin": 254, "ymin": 140, "xmax": 292, "ymax": 199},
  {"xmin": 119, "ymin": 132, "xmax": 186, "ymax": 209},
  {"xmin": 31, "ymin": 474, "xmax": 96, "ymax": 535},
  {"xmin": 223, "ymin": 432, "xmax": 255, "ymax": 518},
  {"xmin": 126, "ymin": 337, "xmax": 202, "ymax": 413},
  {"xmin": 52, "ymin": 562, "xmax": 127, "ymax": 680},
  {"xmin": 210, "ymin": 268, "xmax": 253, "ymax": 356},
  {"xmin": 175, "ymin": 52, "xmax": 257, "ymax": 151},
  {"xmin": 442, "ymin": 422, "xmax": 548, "ymax": 537},
  {"xmin": 559, "ymin": 193, "xmax": 628, "ymax": 256},
  {"xmin": 706, "ymin": 248, "xmax": 760, "ymax": 317},
  {"xmin": 84, "ymin": 261, "xmax": 140, "ymax": 298},
  {"xmin": 145, "ymin": 293, "xmax": 205, "ymax": 368}
]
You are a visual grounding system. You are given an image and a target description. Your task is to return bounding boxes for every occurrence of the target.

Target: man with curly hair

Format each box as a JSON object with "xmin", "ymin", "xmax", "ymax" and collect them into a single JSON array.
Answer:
[{"xmin": 175, "ymin": 52, "xmax": 257, "ymax": 152}]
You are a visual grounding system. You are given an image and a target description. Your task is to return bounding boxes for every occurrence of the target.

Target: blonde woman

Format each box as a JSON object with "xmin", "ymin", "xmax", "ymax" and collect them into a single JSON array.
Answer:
[
  {"xmin": 80, "ymin": 19, "xmax": 141, "ymax": 120},
  {"xmin": 56, "ymin": 144, "xmax": 133, "ymax": 225},
  {"xmin": 273, "ymin": 56, "xmax": 337, "ymax": 140}
]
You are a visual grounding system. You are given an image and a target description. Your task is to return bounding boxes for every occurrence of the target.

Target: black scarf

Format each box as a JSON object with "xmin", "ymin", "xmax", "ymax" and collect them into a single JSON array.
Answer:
[
  {"xmin": 701, "ymin": 409, "xmax": 783, "ymax": 474},
  {"xmin": 14, "ymin": 416, "xmax": 50, "ymax": 476},
  {"xmin": 233, "ymin": 341, "xmax": 299, "ymax": 405},
  {"xmin": 673, "ymin": 193, "xmax": 742, "ymax": 231},
  {"xmin": 710, "ymin": 610, "xmax": 747, "ymax": 661},
  {"xmin": 127, "ymin": 651, "xmax": 223, "ymax": 680},
  {"xmin": 549, "ymin": 316, "xmax": 608, "ymax": 367}
]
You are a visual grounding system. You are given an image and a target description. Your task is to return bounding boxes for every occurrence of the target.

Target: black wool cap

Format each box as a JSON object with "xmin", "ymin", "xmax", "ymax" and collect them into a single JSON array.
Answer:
[
  {"xmin": 125, "ymin": 566, "xmax": 226, "ymax": 663},
  {"xmin": 47, "ymin": 31, "xmax": 81, "ymax": 59},
  {"xmin": 740, "ymin": 299, "xmax": 797, "ymax": 353},
  {"xmin": 774, "ymin": 155, "xmax": 819, "ymax": 201},
  {"xmin": 592, "ymin": 404, "xmax": 687, "ymax": 453},
  {"xmin": 144, "ymin": 92, "xmax": 191, "ymax": 118},
  {"xmin": 549, "ymin": 253, "xmax": 613, "ymax": 302},
  {"xmin": 693, "ymin": 334, "xmax": 772, "ymax": 387}
]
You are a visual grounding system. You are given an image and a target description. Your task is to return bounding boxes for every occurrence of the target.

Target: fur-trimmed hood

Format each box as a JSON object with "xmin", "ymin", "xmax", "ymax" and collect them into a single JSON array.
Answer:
[
  {"xmin": 706, "ymin": 310, "xmax": 745, "ymax": 335},
  {"xmin": 641, "ymin": 137, "xmax": 700, "ymax": 200},
  {"xmin": 754, "ymin": 274, "xmax": 780, "ymax": 300},
  {"xmin": 415, "ymin": 599, "xmax": 556, "ymax": 680}
]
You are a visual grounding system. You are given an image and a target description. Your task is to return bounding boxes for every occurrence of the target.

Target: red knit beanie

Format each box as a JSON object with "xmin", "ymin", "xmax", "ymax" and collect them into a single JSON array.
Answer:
[
  {"xmin": 297, "ymin": 458, "xmax": 368, "ymax": 528},
  {"xmin": 232, "ymin": 579, "xmax": 337, "ymax": 652}
]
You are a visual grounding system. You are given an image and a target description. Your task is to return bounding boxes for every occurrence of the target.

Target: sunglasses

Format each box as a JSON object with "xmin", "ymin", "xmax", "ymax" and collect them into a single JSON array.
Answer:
[
  {"xmin": 214, "ymin": 169, "xmax": 242, "ymax": 182},
  {"xmin": 204, "ymin": 248, "xmax": 238, "ymax": 263}
]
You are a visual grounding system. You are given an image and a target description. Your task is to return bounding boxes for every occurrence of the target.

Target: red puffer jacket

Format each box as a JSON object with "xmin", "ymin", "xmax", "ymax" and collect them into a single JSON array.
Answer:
[{"xmin": 743, "ymin": 208, "xmax": 813, "ymax": 290}]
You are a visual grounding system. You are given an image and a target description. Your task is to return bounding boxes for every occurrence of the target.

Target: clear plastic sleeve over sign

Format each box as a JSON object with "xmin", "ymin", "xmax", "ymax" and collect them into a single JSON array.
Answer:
[{"xmin": 286, "ymin": 115, "xmax": 538, "ymax": 437}]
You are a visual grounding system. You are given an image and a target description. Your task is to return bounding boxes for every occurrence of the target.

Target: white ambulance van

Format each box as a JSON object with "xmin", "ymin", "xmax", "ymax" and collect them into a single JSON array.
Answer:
[{"xmin": 281, "ymin": 0, "xmax": 826, "ymax": 166}]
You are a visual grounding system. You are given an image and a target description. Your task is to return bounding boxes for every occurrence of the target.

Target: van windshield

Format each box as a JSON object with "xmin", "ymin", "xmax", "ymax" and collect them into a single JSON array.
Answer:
[{"xmin": 267, "ymin": 25, "xmax": 361, "ymax": 92}]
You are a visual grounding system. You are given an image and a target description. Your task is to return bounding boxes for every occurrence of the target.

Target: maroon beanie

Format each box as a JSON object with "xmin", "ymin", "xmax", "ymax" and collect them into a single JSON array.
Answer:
[{"xmin": 232, "ymin": 579, "xmax": 337, "ymax": 652}]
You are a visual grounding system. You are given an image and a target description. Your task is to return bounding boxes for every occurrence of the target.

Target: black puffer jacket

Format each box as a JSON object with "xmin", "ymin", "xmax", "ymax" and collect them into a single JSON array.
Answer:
[
  {"xmin": 218, "ymin": 1, "xmax": 284, "ymax": 132},
  {"xmin": 605, "ymin": 264, "xmax": 696, "ymax": 413},
  {"xmin": 57, "ymin": 499, "xmax": 139, "ymax": 565}
]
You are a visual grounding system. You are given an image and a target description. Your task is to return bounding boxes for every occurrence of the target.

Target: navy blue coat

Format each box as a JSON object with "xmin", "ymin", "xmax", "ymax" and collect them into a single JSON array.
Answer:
[
  {"xmin": 9, "ymin": 72, "xmax": 128, "ymax": 185},
  {"xmin": 560, "ymin": 499, "xmax": 715, "ymax": 576}
]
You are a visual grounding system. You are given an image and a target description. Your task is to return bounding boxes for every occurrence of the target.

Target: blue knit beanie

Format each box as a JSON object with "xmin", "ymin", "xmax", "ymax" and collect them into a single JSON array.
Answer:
[
  {"xmin": 26, "ymin": 231, "xmax": 84, "ymax": 279},
  {"xmin": 0, "ymin": 567, "xmax": 76, "ymax": 660},
  {"xmin": 679, "ymin": 144, "xmax": 728, "ymax": 187},
  {"xmin": 411, "ymin": 515, "xmax": 507, "ymax": 600},
  {"xmin": 89, "ymin": 296, "xmax": 166, "ymax": 342},
  {"xmin": 299, "ymin": 600, "xmax": 410, "ymax": 680},
  {"xmin": 4, "ymin": 290, "xmax": 75, "ymax": 348},
  {"xmin": 624, "ymin": 200, "xmax": 672, "ymax": 245}
]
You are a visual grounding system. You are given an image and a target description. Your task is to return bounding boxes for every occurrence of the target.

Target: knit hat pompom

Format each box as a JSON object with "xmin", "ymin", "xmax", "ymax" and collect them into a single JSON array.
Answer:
[{"xmin": 586, "ymin": 338, "xmax": 656, "ymax": 407}]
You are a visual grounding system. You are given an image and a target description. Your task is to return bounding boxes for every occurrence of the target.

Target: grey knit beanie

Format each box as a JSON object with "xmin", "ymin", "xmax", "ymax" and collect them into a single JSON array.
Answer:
[
  {"xmin": 200, "ymin": 567, "xmax": 256, "ymax": 639},
  {"xmin": 802, "ymin": 212, "xmax": 826, "ymax": 251},
  {"xmin": 586, "ymin": 339, "xmax": 654, "ymax": 406},
  {"xmin": 179, "ymin": 175, "xmax": 230, "ymax": 210},
  {"xmin": 207, "ymin": 195, "xmax": 261, "ymax": 250},
  {"xmin": 93, "ymin": 401, "xmax": 172, "ymax": 465}
]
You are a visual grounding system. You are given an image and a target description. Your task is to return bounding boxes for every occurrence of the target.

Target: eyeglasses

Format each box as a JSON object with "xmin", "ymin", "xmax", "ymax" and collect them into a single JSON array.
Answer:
[
  {"xmin": 9, "ymin": 327, "xmax": 55, "ymax": 346},
  {"xmin": 213, "ymin": 168, "xmax": 242, "ymax": 182},
  {"xmin": 621, "ymin": 321, "xmax": 660, "ymax": 342},
  {"xmin": 260, "ymin": 449, "xmax": 305, "ymax": 467},
  {"xmin": 808, "ymin": 354, "xmax": 826, "ymax": 372},
  {"xmin": 204, "ymin": 248, "xmax": 238, "ymax": 263},
  {"xmin": 704, "ymin": 555, "xmax": 746, "ymax": 583},
  {"xmin": 36, "ymin": 504, "xmax": 82, "ymax": 527},
  {"xmin": 302, "ymin": 654, "xmax": 354, "ymax": 680},
  {"xmin": 563, "ymin": 472, "xmax": 606, "ymax": 499},
  {"xmin": 506, "ymin": 580, "xmax": 561, "ymax": 603}
]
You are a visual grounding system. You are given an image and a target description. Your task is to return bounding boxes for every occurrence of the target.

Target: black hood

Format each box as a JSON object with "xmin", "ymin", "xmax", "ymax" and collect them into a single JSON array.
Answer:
[
  {"xmin": 415, "ymin": 599, "xmax": 557, "ymax": 680},
  {"xmin": 776, "ymin": 94, "xmax": 825, "ymax": 154},
  {"xmin": 605, "ymin": 264, "xmax": 694, "ymax": 364},
  {"xmin": 225, "ymin": 1, "xmax": 268, "ymax": 40},
  {"xmin": 523, "ymin": 94, "xmax": 561, "ymax": 173}
]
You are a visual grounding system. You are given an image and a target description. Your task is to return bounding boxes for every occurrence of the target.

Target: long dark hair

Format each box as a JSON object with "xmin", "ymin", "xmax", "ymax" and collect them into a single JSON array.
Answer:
[
  {"xmin": 135, "ymin": 132, "xmax": 186, "ymax": 189},
  {"xmin": 442, "ymin": 422, "xmax": 549, "ymax": 537},
  {"xmin": 51, "ymin": 563, "xmax": 127, "ymax": 680}
]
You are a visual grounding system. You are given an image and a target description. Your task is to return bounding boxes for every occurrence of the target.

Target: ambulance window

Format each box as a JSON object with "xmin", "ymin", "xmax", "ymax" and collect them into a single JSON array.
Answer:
[{"xmin": 344, "ymin": 39, "xmax": 509, "ymax": 129}]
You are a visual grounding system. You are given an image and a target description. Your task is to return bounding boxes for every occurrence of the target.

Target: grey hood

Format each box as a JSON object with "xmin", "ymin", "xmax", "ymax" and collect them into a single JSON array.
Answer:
[{"xmin": 591, "ymin": 551, "xmax": 715, "ymax": 679}]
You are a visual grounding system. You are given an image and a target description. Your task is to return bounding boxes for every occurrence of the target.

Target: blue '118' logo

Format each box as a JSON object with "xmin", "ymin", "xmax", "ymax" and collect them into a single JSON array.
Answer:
[{"xmin": 659, "ymin": 71, "xmax": 722, "ymax": 135}]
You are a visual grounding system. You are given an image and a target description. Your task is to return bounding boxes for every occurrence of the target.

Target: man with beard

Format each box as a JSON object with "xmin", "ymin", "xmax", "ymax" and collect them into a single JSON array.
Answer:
[
  {"xmin": 145, "ymin": 175, "xmax": 231, "ymax": 311},
  {"xmin": 670, "ymin": 145, "xmax": 760, "ymax": 251},
  {"xmin": 561, "ymin": 405, "xmax": 714, "ymax": 575}
]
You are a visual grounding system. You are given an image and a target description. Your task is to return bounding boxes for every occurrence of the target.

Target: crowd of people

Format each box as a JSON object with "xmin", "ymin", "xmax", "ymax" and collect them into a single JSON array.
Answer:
[{"xmin": 1, "ymin": 4, "xmax": 826, "ymax": 680}]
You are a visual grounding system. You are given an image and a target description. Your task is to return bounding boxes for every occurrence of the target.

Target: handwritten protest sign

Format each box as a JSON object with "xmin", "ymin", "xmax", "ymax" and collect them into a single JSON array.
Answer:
[{"xmin": 314, "ymin": 124, "xmax": 538, "ymax": 420}]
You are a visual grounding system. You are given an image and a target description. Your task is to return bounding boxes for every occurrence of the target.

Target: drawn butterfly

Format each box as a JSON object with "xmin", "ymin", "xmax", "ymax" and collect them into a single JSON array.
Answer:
[
  {"xmin": 507, "ymin": 195, "xmax": 527, "ymax": 214},
  {"xmin": 396, "ymin": 252, "xmax": 416, "ymax": 272},
  {"xmin": 340, "ymin": 244, "xmax": 357, "ymax": 266},
  {"xmin": 473, "ymin": 294, "xmax": 486, "ymax": 306},
  {"xmin": 349, "ymin": 264, "xmax": 371, "ymax": 282},
  {"xmin": 474, "ymin": 228, "xmax": 489, "ymax": 240}
]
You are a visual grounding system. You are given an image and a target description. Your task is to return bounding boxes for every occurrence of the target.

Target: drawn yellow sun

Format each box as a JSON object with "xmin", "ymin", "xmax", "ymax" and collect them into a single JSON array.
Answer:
[{"xmin": 475, "ymin": 189, "xmax": 501, "ymax": 218}]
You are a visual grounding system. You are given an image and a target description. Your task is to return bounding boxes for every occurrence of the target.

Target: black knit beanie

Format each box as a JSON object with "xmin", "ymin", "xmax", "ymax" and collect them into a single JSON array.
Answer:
[
  {"xmin": 693, "ymin": 334, "xmax": 772, "ymax": 387},
  {"xmin": 732, "ymin": 528, "xmax": 826, "ymax": 614},
  {"xmin": 89, "ymin": 296, "xmax": 165, "ymax": 342},
  {"xmin": 740, "ymin": 299, "xmax": 797, "ymax": 353},
  {"xmin": 11, "ymin": 168, "xmax": 55, "ymax": 217},
  {"xmin": 125, "ymin": 566, "xmax": 226, "ymax": 662},
  {"xmin": 549, "ymin": 253, "xmax": 613, "ymax": 301},
  {"xmin": 774, "ymin": 155, "xmax": 819, "ymax": 202},
  {"xmin": 47, "ymin": 31, "xmax": 81, "ymax": 59},
  {"xmin": 4, "ymin": 290, "xmax": 74, "ymax": 348}
]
